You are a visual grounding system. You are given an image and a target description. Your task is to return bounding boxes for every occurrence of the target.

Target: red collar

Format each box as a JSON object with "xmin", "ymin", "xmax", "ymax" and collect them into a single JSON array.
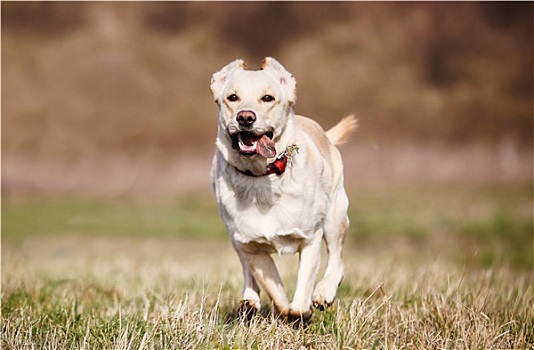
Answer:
[{"xmin": 238, "ymin": 154, "xmax": 288, "ymax": 177}]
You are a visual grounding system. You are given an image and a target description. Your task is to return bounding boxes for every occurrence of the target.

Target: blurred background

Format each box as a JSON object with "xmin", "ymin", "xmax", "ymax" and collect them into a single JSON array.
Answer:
[{"xmin": 2, "ymin": 2, "xmax": 532, "ymax": 197}]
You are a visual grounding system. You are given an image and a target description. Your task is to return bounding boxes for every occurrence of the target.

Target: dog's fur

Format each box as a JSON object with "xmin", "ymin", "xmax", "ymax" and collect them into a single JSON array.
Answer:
[{"xmin": 210, "ymin": 57, "xmax": 357, "ymax": 321}]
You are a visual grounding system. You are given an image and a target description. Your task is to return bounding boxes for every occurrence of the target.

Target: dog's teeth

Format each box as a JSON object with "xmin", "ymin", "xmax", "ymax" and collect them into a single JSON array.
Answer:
[{"xmin": 238, "ymin": 139, "xmax": 257, "ymax": 154}]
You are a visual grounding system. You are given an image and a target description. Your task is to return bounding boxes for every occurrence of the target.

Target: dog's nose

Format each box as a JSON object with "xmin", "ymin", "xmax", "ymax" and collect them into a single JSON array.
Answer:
[{"xmin": 236, "ymin": 110, "xmax": 256, "ymax": 127}]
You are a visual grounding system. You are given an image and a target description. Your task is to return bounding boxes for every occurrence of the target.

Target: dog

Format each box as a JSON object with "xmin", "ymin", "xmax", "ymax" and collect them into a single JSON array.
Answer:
[{"xmin": 210, "ymin": 57, "xmax": 357, "ymax": 321}]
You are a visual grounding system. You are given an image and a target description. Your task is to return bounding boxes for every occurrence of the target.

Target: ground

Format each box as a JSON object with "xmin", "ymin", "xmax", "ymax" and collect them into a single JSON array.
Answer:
[{"xmin": 2, "ymin": 185, "xmax": 532, "ymax": 349}]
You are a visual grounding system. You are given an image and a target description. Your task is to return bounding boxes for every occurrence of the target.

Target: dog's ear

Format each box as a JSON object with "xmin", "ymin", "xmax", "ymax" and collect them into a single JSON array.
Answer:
[
  {"xmin": 261, "ymin": 57, "xmax": 297, "ymax": 105},
  {"xmin": 210, "ymin": 59, "xmax": 246, "ymax": 102}
]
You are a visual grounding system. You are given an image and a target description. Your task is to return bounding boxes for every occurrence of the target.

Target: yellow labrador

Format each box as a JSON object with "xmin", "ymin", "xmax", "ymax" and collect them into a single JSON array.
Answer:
[{"xmin": 210, "ymin": 57, "xmax": 357, "ymax": 321}]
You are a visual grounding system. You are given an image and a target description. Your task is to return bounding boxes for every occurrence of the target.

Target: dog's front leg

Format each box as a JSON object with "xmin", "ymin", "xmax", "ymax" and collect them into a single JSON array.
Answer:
[
  {"xmin": 239, "ymin": 245, "xmax": 290, "ymax": 317},
  {"xmin": 289, "ymin": 233, "xmax": 322, "ymax": 321},
  {"xmin": 313, "ymin": 194, "xmax": 349, "ymax": 310},
  {"xmin": 232, "ymin": 240, "xmax": 261, "ymax": 318}
]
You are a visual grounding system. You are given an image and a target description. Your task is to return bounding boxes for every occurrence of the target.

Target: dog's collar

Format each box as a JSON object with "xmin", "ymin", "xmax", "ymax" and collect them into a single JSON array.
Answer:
[{"xmin": 237, "ymin": 144, "xmax": 299, "ymax": 177}]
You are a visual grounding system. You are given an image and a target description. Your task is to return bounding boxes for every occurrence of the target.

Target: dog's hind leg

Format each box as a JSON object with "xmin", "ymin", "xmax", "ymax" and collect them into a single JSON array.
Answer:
[{"xmin": 313, "ymin": 189, "xmax": 349, "ymax": 310}]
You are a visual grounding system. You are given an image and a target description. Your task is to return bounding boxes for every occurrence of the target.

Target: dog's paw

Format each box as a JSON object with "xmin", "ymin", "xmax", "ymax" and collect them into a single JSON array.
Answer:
[
  {"xmin": 312, "ymin": 288, "xmax": 336, "ymax": 310},
  {"xmin": 237, "ymin": 299, "xmax": 260, "ymax": 321},
  {"xmin": 312, "ymin": 298, "xmax": 333, "ymax": 311}
]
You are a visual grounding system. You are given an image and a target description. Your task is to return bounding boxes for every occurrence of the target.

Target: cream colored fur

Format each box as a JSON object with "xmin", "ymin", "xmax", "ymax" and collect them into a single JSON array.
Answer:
[{"xmin": 210, "ymin": 57, "xmax": 357, "ymax": 321}]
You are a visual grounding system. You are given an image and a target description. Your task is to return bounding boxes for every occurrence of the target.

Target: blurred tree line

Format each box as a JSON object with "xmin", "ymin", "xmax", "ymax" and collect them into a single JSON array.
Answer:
[{"xmin": 2, "ymin": 2, "xmax": 532, "ymax": 160}]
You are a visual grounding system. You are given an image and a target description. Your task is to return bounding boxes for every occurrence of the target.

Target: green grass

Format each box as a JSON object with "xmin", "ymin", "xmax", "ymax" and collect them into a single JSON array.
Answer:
[
  {"xmin": 351, "ymin": 184, "xmax": 533, "ymax": 270},
  {"xmin": 2, "ymin": 194, "xmax": 225, "ymax": 239},
  {"xmin": 2, "ymin": 184, "xmax": 533, "ymax": 348}
]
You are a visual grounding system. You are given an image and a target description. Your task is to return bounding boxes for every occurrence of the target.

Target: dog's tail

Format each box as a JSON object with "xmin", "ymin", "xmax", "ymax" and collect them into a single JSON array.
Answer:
[{"xmin": 326, "ymin": 114, "xmax": 358, "ymax": 146}]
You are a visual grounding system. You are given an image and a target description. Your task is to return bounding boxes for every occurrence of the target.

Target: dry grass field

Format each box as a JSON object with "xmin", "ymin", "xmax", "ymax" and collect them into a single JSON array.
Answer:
[{"xmin": 2, "ymin": 186, "xmax": 533, "ymax": 349}]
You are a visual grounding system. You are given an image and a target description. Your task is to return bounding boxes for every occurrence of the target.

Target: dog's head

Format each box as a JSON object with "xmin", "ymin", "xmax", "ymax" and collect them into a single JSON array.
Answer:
[{"xmin": 211, "ymin": 57, "xmax": 296, "ymax": 165}]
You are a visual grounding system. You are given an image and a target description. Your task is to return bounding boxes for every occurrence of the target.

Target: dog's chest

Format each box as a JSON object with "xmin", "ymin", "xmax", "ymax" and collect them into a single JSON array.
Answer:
[{"xmin": 216, "ymin": 169, "xmax": 327, "ymax": 252}]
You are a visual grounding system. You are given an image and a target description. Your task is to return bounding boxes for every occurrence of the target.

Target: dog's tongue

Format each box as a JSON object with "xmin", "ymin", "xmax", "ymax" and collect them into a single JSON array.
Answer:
[{"xmin": 257, "ymin": 134, "xmax": 276, "ymax": 158}]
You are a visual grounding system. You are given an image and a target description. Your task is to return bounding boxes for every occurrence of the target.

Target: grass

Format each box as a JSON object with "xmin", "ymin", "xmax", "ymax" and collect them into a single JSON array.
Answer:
[
  {"xmin": 3, "ymin": 265, "xmax": 531, "ymax": 349},
  {"xmin": 2, "ymin": 194, "xmax": 224, "ymax": 239},
  {"xmin": 351, "ymin": 184, "xmax": 533, "ymax": 270},
  {"xmin": 2, "ymin": 184, "xmax": 533, "ymax": 349}
]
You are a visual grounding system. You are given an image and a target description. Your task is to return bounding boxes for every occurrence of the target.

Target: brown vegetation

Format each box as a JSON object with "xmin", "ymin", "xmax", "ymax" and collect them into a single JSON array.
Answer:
[{"xmin": 2, "ymin": 2, "xmax": 532, "ymax": 196}]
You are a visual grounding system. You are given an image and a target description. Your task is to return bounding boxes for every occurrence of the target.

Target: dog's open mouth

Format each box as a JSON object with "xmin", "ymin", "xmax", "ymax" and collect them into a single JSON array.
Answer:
[{"xmin": 231, "ymin": 131, "xmax": 276, "ymax": 158}]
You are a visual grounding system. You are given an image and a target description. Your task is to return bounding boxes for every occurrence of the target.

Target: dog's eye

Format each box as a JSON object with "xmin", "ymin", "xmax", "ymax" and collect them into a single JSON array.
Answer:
[
  {"xmin": 261, "ymin": 95, "xmax": 275, "ymax": 103},
  {"xmin": 227, "ymin": 94, "xmax": 239, "ymax": 102}
]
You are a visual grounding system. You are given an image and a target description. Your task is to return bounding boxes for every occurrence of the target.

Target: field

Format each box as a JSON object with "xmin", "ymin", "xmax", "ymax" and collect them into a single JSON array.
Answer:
[
  {"xmin": 2, "ymin": 2, "xmax": 533, "ymax": 349},
  {"xmin": 2, "ymin": 185, "xmax": 533, "ymax": 349}
]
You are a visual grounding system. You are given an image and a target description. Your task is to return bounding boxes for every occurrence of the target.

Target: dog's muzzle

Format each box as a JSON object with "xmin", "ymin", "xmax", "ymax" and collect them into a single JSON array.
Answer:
[{"xmin": 230, "ymin": 130, "xmax": 276, "ymax": 158}]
